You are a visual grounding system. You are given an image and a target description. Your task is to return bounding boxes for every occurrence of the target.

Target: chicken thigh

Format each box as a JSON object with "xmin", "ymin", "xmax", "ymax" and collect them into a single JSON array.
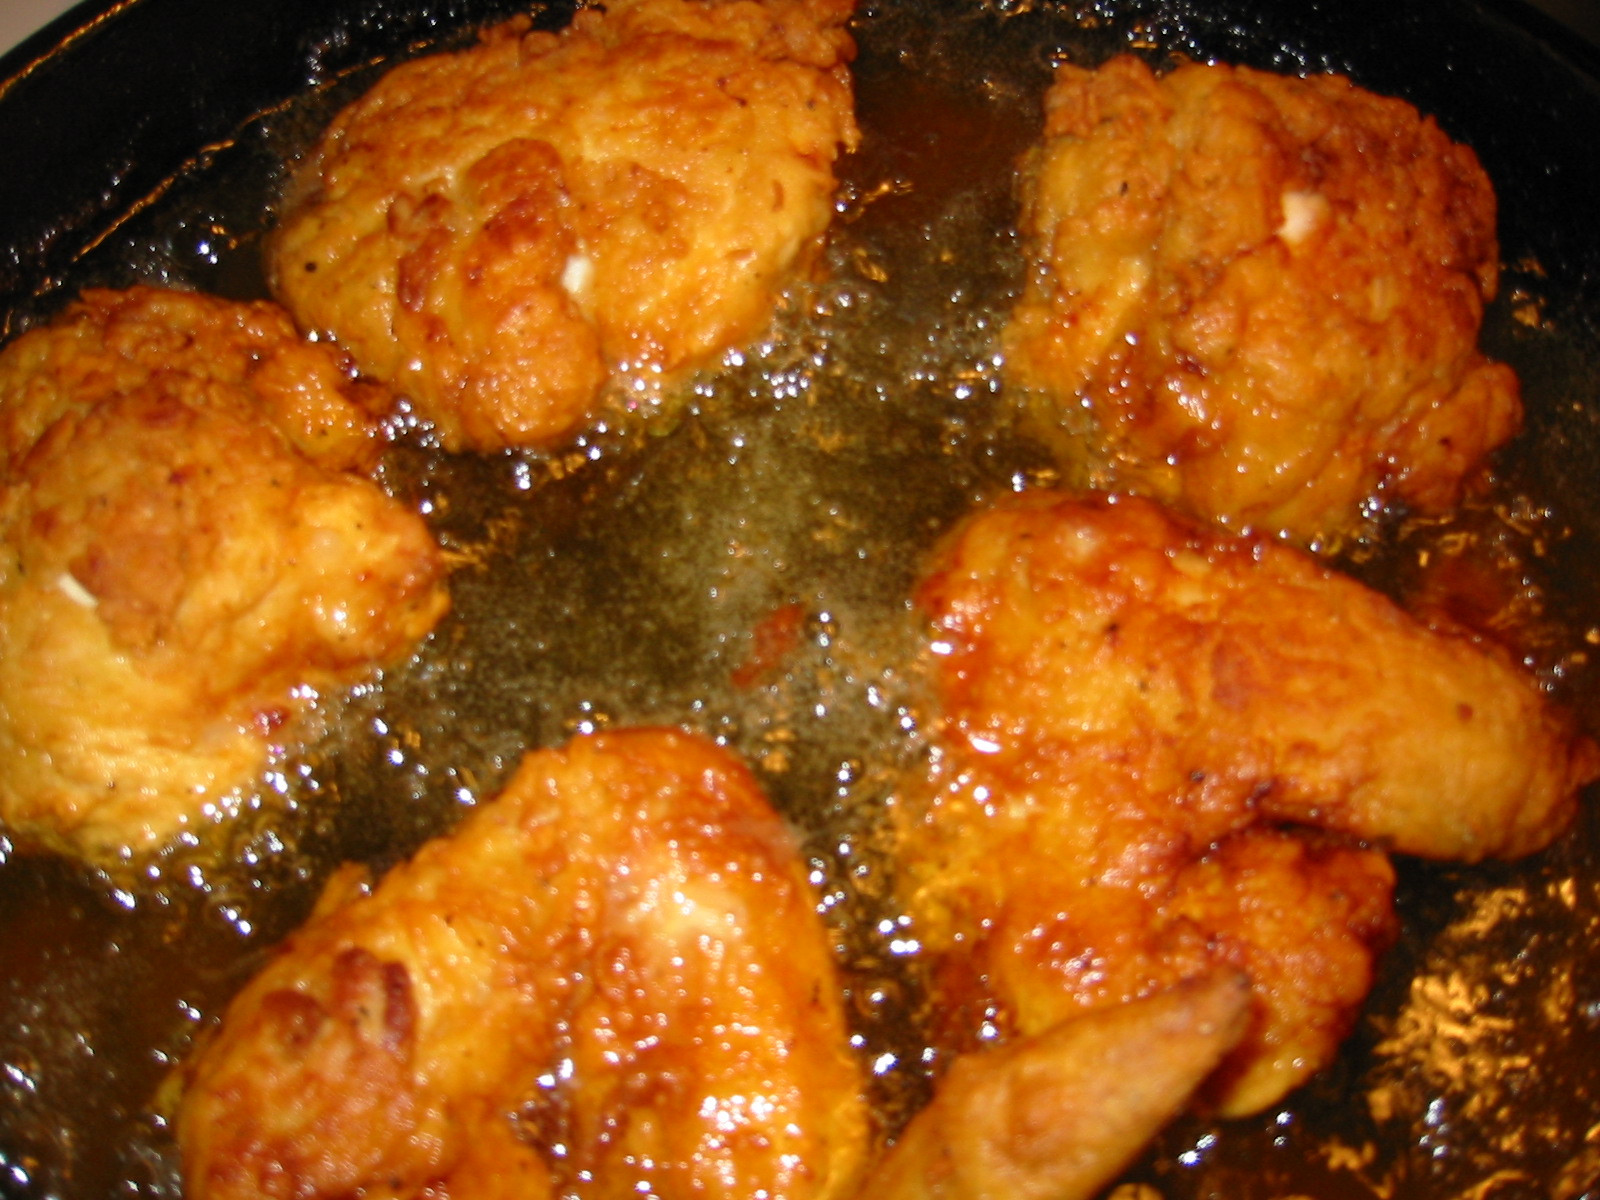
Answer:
[
  {"xmin": 269, "ymin": 0, "xmax": 860, "ymax": 451},
  {"xmin": 1003, "ymin": 57, "xmax": 1519, "ymax": 546},
  {"xmin": 0, "ymin": 287, "xmax": 449, "ymax": 861}
]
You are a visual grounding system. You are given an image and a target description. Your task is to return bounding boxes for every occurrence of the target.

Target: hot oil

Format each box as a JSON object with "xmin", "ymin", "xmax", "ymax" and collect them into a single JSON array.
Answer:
[
  {"xmin": 4, "ymin": 1, "xmax": 1600, "ymax": 1197},
  {"xmin": 279, "ymin": 0, "xmax": 1070, "ymax": 1136}
]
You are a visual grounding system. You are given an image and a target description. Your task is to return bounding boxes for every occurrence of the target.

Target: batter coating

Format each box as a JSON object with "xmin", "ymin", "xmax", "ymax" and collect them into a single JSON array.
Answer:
[
  {"xmin": 0, "ymin": 287, "xmax": 449, "ymax": 861},
  {"xmin": 1004, "ymin": 57, "xmax": 1520, "ymax": 546},
  {"xmin": 177, "ymin": 728, "xmax": 868, "ymax": 1200},
  {"xmin": 898, "ymin": 491, "xmax": 1596, "ymax": 1115},
  {"xmin": 270, "ymin": 0, "xmax": 859, "ymax": 451}
]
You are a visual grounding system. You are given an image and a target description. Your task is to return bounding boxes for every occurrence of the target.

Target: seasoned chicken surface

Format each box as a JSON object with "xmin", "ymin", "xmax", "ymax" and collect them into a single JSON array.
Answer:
[
  {"xmin": 1003, "ymin": 56, "xmax": 1520, "ymax": 546},
  {"xmin": 177, "ymin": 728, "xmax": 869, "ymax": 1200},
  {"xmin": 269, "ymin": 0, "xmax": 859, "ymax": 452},
  {"xmin": 862, "ymin": 973, "xmax": 1250, "ymax": 1200},
  {"xmin": 897, "ymin": 491, "xmax": 1596, "ymax": 1115},
  {"xmin": 0, "ymin": 287, "xmax": 449, "ymax": 861}
]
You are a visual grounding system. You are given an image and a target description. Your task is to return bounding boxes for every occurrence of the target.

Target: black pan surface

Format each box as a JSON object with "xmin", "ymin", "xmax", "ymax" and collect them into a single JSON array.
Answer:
[{"xmin": 3, "ymin": 1, "xmax": 1600, "ymax": 1198}]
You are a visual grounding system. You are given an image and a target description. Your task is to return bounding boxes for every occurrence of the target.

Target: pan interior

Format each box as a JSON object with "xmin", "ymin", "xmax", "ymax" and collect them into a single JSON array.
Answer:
[{"xmin": 2, "ymin": 1, "xmax": 1600, "ymax": 1197}]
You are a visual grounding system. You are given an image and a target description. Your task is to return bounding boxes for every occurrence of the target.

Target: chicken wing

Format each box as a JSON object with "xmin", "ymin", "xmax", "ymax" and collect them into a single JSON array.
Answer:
[
  {"xmin": 917, "ymin": 490, "xmax": 1594, "ymax": 861},
  {"xmin": 1003, "ymin": 56, "xmax": 1519, "ymax": 546},
  {"xmin": 896, "ymin": 491, "xmax": 1595, "ymax": 1115},
  {"xmin": 0, "ymin": 286, "xmax": 449, "ymax": 861},
  {"xmin": 269, "ymin": 0, "xmax": 859, "ymax": 451},
  {"xmin": 859, "ymin": 972, "xmax": 1250, "ymax": 1200},
  {"xmin": 176, "ymin": 728, "xmax": 869, "ymax": 1200}
]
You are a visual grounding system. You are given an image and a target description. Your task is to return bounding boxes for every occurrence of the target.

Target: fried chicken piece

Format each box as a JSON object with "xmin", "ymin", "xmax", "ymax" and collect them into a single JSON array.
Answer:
[
  {"xmin": 918, "ymin": 491, "xmax": 1594, "ymax": 861},
  {"xmin": 176, "ymin": 728, "xmax": 869, "ymax": 1200},
  {"xmin": 905, "ymin": 753, "xmax": 1396, "ymax": 1119},
  {"xmin": 0, "ymin": 286, "xmax": 449, "ymax": 861},
  {"xmin": 861, "ymin": 973, "xmax": 1250, "ymax": 1200},
  {"xmin": 1003, "ymin": 56, "xmax": 1520, "ymax": 546},
  {"xmin": 896, "ymin": 491, "xmax": 1596, "ymax": 1114},
  {"xmin": 269, "ymin": 0, "xmax": 859, "ymax": 452}
]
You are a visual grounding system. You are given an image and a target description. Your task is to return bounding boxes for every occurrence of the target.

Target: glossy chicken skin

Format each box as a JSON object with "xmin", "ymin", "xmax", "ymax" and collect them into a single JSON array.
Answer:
[
  {"xmin": 270, "ymin": 0, "xmax": 859, "ymax": 451},
  {"xmin": 177, "ymin": 728, "xmax": 868, "ymax": 1200},
  {"xmin": 919, "ymin": 491, "xmax": 1594, "ymax": 861},
  {"xmin": 0, "ymin": 287, "xmax": 448, "ymax": 861},
  {"xmin": 1003, "ymin": 56, "xmax": 1519, "ymax": 546},
  {"xmin": 897, "ymin": 491, "xmax": 1596, "ymax": 1115},
  {"xmin": 861, "ymin": 973, "xmax": 1250, "ymax": 1200}
]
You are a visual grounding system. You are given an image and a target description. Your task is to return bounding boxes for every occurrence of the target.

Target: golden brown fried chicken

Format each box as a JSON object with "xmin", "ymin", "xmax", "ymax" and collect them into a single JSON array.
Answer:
[
  {"xmin": 861, "ymin": 973, "xmax": 1250, "ymax": 1200},
  {"xmin": 918, "ymin": 491, "xmax": 1594, "ymax": 861},
  {"xmin": 177, "ymin": 728, "xmax": 869, "ymax": 1200},
  {"xmin": 0, "ymin": 287, "xmax": 449, "ymax": 861},
  {"xmin": 896, "ymin": 491, "xmax": 1596, "ymax": 1115},
  {"xmin": 1003, "ymin": 56, "xmax": 1520, "ymax": 546},
  {"xmin": 906, "ymin": 760, "xmax": 1396, "ymax": 1119},
  {"xmin": 269, "ymin": 0, "xmax": 859, "ymax": 452}
]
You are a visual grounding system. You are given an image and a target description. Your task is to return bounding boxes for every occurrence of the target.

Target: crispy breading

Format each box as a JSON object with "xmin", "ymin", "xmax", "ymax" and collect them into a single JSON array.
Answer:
[
  {"xmin": 176, "ymin": 728, "xmax": 869, "ymax": 1200},
  {"xmin": 269, "ymin": 0, "xmax": 859, "ymax": 451},
  {"xmin": 0, "ymin": 287, "xmax": 449, "ymax": 861},
  {"xmin": 1003, "ymin": 56, "xmax": 1520, "ymax": 545},
  {"xmin": 916, "ymin": 491, "xmax": 1595, "ymax": 862},
  {"xmin": 897, "ymin": 491, "xmax": 1596, "ymax": 1114}
]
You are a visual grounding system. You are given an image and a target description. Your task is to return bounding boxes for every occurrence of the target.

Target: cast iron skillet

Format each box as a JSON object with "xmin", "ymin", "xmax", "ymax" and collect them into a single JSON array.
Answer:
[{"xmin": 3, "ymin": 1, "xmax": 1600, "ymax": 1198}]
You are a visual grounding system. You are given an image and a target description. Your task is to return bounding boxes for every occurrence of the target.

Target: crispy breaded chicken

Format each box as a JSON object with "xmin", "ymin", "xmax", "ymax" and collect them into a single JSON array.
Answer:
[
  {"xmin": 897, "ymin": 491, "xmax": 1596, "ymax": 1115},
  {"xmin": 918, "ymin": 491, "xmax": 1594, "ymax": 861},
  {"xmin": 906, "ymin": 757, "xmax": 1397, "ymax": 1119},
  {"xmin": 0, "ymin": 287, "xmax": 449, "ymax": 861},
  {"xmin": 861, "ymin": 973, "xmax": 1250, "ymax": 1200},
  {"xmin": 177, "ymin": 728, "xmax": 868, "ymax": 1200},
  {"xmin": 269, "ymin": 0, "xmax": 859, "ymax": 452},
  {"xmin": 1003, "ymin": 56, "xmax": 1519, "ymax": 546}
]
